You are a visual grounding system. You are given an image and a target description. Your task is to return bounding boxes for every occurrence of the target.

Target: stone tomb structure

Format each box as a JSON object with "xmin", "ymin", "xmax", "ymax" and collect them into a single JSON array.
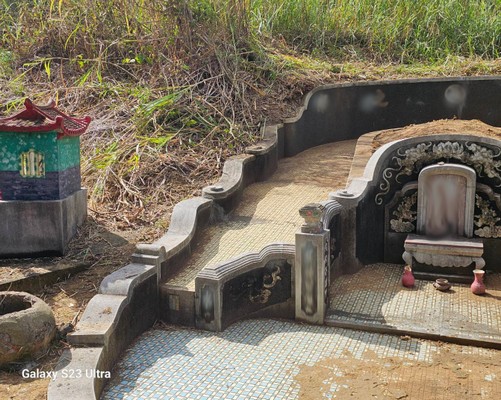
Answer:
[
  {"xmin": 0, "ymin": 99, "xmax": 90, "ymax": 256},
  {"xmin": 46, "ymin": 78, "xmax": 501, "ymax": 400},
  {"xmin": 333, "ymin": 134, "xmax": 501, "ymax": 275}
]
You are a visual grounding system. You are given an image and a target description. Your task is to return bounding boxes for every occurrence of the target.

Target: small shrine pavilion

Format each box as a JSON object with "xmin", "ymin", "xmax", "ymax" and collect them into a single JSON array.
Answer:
[
  {"xmin": 0, "ymin": 98, "xmax": 91, "ymax": 201},
  {"xmin": 0, "ymin": 99, "xmax": 90, "ymax": 256}
]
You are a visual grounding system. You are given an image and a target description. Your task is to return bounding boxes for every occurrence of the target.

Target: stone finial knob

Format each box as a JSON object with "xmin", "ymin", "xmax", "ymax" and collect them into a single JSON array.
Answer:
[
  {"xmin": 299, "ymin": 203, "xmax": 325, "ymax": 233},
  {"xmin": 209, "ymin": 185, "xmax": 224, "ymax": 192},
  {"xmin": 337, "ymin": 189, "xmax": 354, "ymax": 197}
]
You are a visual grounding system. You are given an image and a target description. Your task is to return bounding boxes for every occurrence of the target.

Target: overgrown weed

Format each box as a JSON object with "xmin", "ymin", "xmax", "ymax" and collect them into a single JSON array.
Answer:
[{"xmin": 0, "ymin": 0, "xmax": 499, "ymax": 232}]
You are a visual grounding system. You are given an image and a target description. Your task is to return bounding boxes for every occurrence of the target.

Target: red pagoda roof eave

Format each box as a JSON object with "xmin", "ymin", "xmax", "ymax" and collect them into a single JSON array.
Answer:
[
  {"xmin": 0, "ymin": 98, "xmax": 91, "ymax": 138},
  {"xmin": 0, "ymin": 124, "xmax": 60, "ymax": 133}
]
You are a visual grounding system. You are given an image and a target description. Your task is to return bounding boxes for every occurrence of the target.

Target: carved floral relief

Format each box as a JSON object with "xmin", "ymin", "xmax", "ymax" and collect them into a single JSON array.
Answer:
[
  {"xmin": 474, "ymin": 194, "xmax": 501, "ymax": 238},
  {"xmin": 389, "ymin": 192, "xmax": 417, "ymax": 233},
  {"xmin": 375, "ymin": 141, "xmax": 501, "ymax": 205}
]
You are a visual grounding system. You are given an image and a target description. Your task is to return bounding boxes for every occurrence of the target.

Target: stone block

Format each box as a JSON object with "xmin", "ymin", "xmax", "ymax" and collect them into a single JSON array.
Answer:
[
  {"xmin": 0, "ymin": 188, "xmax": 87, "ymax": 257},
  {"xmin": 195, "ymin": 243, "xmax": 295, "ymax": 331}
]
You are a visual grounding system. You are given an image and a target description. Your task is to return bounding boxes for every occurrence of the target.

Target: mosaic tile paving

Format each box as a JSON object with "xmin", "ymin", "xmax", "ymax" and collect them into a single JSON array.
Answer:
[
  {"xmin": 166, "ymin": 140, "xmax": 356, "ymax": 290},
  {"xmin": 101, "ymin": 319, "xmax": 501, "ymax": 400},
  {"xmin": 327, "ymin": 264, "xmax": 501, "ymax": 342}
]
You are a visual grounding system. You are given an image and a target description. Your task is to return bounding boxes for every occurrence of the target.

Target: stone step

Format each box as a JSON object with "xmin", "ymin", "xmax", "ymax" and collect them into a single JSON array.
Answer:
[{"xmin": 159, "ymin": 282, "xmax": 196, "ymax": 328}]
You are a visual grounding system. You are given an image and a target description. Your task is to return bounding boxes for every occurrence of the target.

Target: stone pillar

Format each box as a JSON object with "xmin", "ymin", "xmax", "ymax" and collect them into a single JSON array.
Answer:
[
  {"xmin": 330, "ymin": 190, "xmax": 364, "ymax": 274},
  {"xmin": 295, "ymin": 204, "xmax": 330, "ymax": 325}
]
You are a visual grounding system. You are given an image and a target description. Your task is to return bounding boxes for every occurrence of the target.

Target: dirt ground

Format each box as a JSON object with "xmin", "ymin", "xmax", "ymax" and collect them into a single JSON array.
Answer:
[
  {"xmin": 372, "ymin": 119, "xmax": 501, "ymax": 150},
  {"xmin": 295, "ymin": 342, "xmax": 501, "ymax": 399}
]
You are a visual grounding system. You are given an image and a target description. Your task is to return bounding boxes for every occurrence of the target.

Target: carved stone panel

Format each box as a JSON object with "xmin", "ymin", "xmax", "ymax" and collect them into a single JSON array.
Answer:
[
  {"xmin": 474, "ymin": 193, "xmax": 501, "ymax": 238},
  {"xmin": 222, "ymin": 259, "xmax": 292, "ymax": 325},
  {"xmin": 375, "ymin": 140, "xmax": 501, "ymax": 206}
]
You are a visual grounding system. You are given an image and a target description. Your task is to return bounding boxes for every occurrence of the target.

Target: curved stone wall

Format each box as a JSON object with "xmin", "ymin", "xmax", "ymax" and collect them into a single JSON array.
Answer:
[{"xmin": 281, "ymin": 77, "xmax": 501, "ymax": 157}]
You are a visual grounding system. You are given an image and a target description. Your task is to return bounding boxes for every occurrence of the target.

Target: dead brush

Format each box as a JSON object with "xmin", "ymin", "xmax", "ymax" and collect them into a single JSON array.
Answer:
[{"xmin": 0, "ymin": 1, "xmax": 271, "ymax": 234}]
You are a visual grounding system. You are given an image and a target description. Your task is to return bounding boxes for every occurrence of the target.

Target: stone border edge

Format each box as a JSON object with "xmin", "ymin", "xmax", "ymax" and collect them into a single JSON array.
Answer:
[
  {"xmin": 198, "ymin": 242, "xmax": 295, "ymax": 281},
  {"xmin": 47, "ymin": 121, "xmax": 283, "ymax": 399},
  {"xmin": 48, "ymin": 196, "xmax": 214, "ymax": 399},
  {"xmin": 201, "ymin": 123, "xmax": 280, "ymax": 211}
]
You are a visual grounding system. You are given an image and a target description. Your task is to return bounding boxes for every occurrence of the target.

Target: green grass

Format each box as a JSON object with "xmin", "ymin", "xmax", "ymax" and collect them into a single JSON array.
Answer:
[
  {"xmin": 205, "ymin": 0, "xmax": 501, "ymax": 61},
  {"xmin": 2, "ymin": 1, "xmax": 499, "ymax": 68},
  {"xmin": 155, "ymin": 1, "xmax": 501, "ymax": 61}
]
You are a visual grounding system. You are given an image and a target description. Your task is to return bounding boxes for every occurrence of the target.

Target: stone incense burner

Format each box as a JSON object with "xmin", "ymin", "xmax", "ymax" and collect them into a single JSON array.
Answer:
[{"xmin": 0, "ymin": 291, "xmax": 56, "ymax": 366}]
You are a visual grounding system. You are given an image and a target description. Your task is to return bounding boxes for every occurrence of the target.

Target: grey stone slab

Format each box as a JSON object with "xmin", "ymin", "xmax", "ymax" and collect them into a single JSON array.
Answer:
[
  {"xmin": 99, "ymin": 263, "xmax": 156, "ymax": 296},
  {"xmin": 0, "ymin": 262, "xmax": 88, "ymax": 292},
  {"xmin": 0, "ymin": 188, "xmax": 87, "ymax": 257},
  {"xmin": 48, "ymin": 347, "xmax": 104, "ymax": 400},
  {"xmin": 325, "ymin": 318, "xmax": 501, "ymax": 350},
  {"xmin": 67, "ymin": 294, "xmax": 127, "ymax": 346}
]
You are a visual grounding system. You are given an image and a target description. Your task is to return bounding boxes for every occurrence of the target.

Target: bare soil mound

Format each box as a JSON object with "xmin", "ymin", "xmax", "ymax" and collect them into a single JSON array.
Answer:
[{"xmin": 372, "ymin": 119, "xmax": 501, "ymax": 151}]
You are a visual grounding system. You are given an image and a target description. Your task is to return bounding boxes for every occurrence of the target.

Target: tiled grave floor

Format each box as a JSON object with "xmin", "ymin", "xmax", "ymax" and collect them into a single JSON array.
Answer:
[
  {"xmin": 165, "ymin": 140, "xmax": 356, "ymax": 290},
  {"xmin": 101, "ymin": 319, "xmax": 501, "ymax": 400},
  {"xmin": 327, "ymin": 264, "xmax": 501, "ymax": 345}
]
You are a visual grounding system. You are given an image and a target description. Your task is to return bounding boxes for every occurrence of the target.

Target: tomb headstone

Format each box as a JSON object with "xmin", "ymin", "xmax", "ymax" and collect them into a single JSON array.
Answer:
[{"xmin": 403, "ymin": 163, "xmax": 484, "ymax": 271}]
